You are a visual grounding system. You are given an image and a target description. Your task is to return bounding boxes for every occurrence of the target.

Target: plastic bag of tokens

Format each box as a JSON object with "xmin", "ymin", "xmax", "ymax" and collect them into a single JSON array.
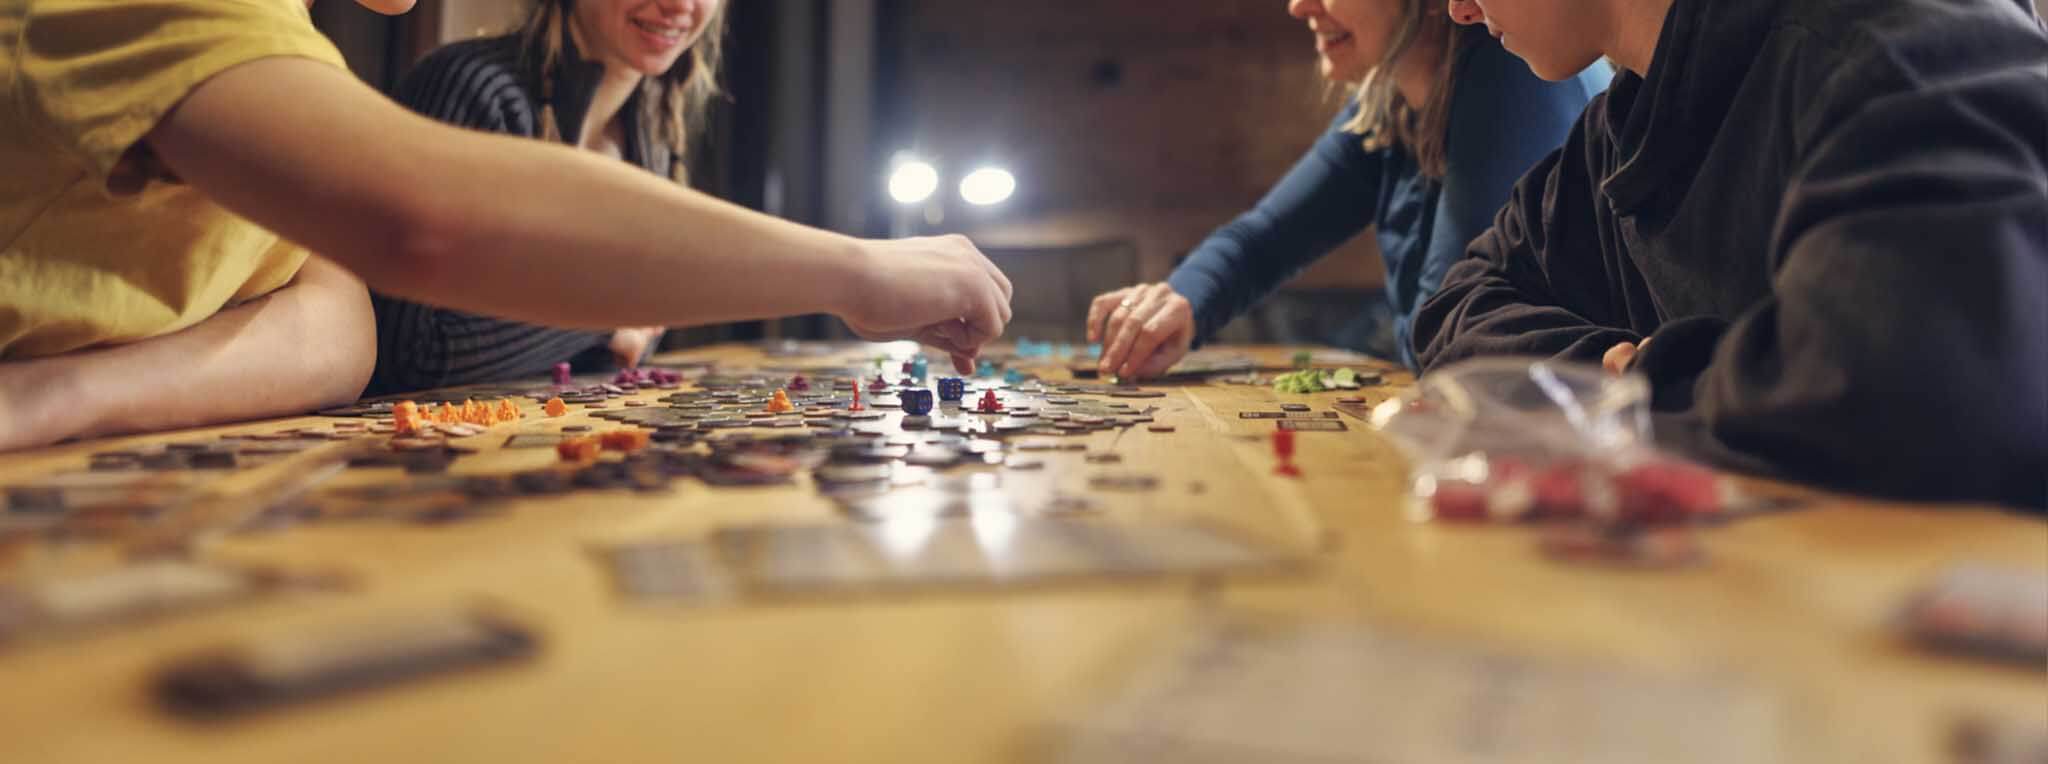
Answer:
[{"xmin": 1369, "ymin": 358, "xmax": 1747, "ymax": 527}]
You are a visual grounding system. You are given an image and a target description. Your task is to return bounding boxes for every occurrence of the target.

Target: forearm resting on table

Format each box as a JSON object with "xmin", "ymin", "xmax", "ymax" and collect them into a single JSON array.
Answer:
[
  {"xmin": 146, "ymin": 57, "xmax": 868, "ymax": 331},
  {"xmin": 0, "ymin": 257, "xmax": 375, "ymax": 450}
]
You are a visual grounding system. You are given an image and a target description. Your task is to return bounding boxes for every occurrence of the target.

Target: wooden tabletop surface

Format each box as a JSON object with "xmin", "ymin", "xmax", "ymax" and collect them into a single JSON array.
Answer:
[{"xmin": 0, "ymin": 343, "xmax": 2038, "ymax": 764}]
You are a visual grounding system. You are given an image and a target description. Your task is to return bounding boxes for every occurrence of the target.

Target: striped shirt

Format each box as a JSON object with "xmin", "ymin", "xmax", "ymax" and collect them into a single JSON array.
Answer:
[{"xmin": 364, "ymin": 33, "xmax": 676, "ymax": 396}]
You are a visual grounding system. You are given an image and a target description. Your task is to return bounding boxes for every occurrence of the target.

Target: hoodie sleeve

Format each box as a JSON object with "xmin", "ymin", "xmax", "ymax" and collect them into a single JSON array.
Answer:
[{"xmin": 1411, "ymin": 100, "xmax": 1648, "ymax": 367}]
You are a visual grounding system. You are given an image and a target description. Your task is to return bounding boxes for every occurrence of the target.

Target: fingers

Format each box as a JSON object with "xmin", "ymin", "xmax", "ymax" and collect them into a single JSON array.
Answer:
[
  {"xmin": 949, "ymin": 351, "xmax": 975, "ymax": 375},
  {"xmin": 1132, "ymin": 341, "xmax": 1186, "ymax": 380},
  {"xmin": 1602, "ymin": 341, "xmax": 1638, "ymax": 376},
  {"xmin": 1087, "ymin": 288, "xmax": 1132, "ymax": 344},
  {"xmin": 962, "ymin": 235, "xmax": 1014, "ymax": 307},
  {"xmin": 958, "ymin": 279, "xmax": 1006, "ymax": 350},
  {"xmin": 1114, "ymin": 295, "xmax": 1184, "ymax": 379},
  {"xmin": 927, "ymin": 322, "xmax": 962, "ymax": 352},
  {"xmin": 609, "ymin": 328, "xmax": 658, "ymax": 368},
  {"xmin": 1098, "ymin": 284, "xmax": 1173, "ymax": 375},
  {"xmin": 945, "ymin": 234, "xmax": 1012, "ymax": 326},
  {"xmin": 924, "ymin": 321, "xmax": 981, "ymax": 355}
]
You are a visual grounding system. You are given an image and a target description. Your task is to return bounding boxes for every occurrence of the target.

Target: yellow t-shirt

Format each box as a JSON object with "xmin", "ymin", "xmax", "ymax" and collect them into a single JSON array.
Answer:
[{"xmin": 0, "ymin": 0, "xmax": 347, "ymax": 359}]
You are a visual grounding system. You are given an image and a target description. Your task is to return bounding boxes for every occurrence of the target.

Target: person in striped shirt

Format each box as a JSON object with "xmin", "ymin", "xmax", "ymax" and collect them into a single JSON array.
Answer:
[{"xmin": 367, "ymin": 0, "xmax": 729, "ymax": 395}]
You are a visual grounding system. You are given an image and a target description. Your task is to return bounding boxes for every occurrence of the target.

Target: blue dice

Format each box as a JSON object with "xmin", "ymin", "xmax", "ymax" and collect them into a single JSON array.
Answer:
[
  {"xmin": 899, "ymin": 389, "xmax": 934, "ymax": 416},
  {"xmin": 937, "ymin": 377, "xmax": 966, "ymax": 402}
]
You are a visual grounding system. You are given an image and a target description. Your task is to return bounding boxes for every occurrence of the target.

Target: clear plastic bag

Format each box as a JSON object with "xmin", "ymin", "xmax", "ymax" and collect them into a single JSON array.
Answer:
[{"xmin": 1370, "ymin": 358, "xmax": 1739, "ymax": 525}]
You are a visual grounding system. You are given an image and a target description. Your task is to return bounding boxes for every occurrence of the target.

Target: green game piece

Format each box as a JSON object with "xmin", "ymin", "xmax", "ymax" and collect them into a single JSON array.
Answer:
[
  {"xmin": 1272, "ymin": 369, "xmax": 1327, "ymax": 394},
  {"xmin": 1291, "ymin": 351, "xmax": 1313, "ymax": 369}
]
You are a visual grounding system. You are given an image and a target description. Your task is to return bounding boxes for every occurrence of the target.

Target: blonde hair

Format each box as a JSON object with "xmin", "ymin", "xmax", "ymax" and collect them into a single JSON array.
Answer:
[
  {"xmin": 519, "ymin": 0, "xmax": 728, "ymax": 182},
  {"xmin": 1341, "ymin": 0, "xmax": 1480, "ymax": 178}
]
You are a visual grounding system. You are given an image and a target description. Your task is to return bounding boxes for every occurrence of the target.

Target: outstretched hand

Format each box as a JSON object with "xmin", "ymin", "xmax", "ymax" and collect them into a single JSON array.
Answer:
[
  {"xmin": 840, "ymin": 234, "xmax": 1013, "ymax": 373},
  {"xmin": 1086, "ymin": 282, "xmax": 1194, "ymax": 380}
]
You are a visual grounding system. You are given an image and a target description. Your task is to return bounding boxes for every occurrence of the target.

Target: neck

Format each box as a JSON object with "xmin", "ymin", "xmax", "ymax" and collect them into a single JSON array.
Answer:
[
  {"xmin": 566, "ymin": 18, "xmax": 645, "ymax": 149},
  {"xmin": 1608, "ymin": 0, "xmax": 1677, "ymax": 77},
  {"xmin": 1391, "ymin": 25, "xmax": 1449, "ymax": 109},
  {"xmin": 579, "ymin": 65, "xmax": 641, "ymax": 149}
]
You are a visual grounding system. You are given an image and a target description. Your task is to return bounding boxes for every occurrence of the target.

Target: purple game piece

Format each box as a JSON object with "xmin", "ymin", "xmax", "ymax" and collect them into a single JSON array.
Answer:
[{"xmin": 552, "ymin": 362, "xmax": 572, "ymax": 386}]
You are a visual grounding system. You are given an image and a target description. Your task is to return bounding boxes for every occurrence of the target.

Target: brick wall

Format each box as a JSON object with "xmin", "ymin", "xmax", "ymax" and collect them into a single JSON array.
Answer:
[{"xmin": 886, "ymin": 0, "xmax": 1384, "ymax": 294}]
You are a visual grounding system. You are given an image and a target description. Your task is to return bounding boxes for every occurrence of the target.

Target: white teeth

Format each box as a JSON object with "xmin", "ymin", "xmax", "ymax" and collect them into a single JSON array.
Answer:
[{"xmin": 632, "ymin": 19, "xmax": 686, "ymax": 40}]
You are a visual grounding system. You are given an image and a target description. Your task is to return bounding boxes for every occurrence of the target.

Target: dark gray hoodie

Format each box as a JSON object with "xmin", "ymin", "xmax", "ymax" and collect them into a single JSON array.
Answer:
[{"xmin": 1414, "ymin": 0, "xmax": 2048, "ymax": 508}]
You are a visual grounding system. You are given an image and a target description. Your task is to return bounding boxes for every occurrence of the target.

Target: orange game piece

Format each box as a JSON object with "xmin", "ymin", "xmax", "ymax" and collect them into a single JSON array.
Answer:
[
  {"xmin": 495, "ymin": 399, "xmax": 522, "ymax": 423},
  {"xmin": 764, "ymin": 389, "xmax": 795, "ymax": 414},
  {"xmin": 556, "ymin": 436, "xmax": 601, "ymax": 462},
  {"xmin": 544, "ymin": 397, "xmax": 568, "ymax": 417},
  {"xmin": 599, "ymin": 429, "xmax": 651, "ymax": 453},
  {"xmin": 436, "ymin": 403, "xmax": 459, "ymax": 424},
  {"xmin": 391, "ymin": 401, "xmax": 421, "ymax": 435}
]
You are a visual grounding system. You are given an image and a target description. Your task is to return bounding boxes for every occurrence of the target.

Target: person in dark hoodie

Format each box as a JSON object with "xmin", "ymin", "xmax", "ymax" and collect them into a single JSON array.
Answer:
[{"xmin": 1418, "ymin": 0, "xmax": 2048, "ymax": 508}]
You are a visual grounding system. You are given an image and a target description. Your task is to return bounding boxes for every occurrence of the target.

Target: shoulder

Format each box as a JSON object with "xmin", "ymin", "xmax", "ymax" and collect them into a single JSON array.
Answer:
[
  {"xmin": 1771, "ymin": 0, "xmax": 2044, "ymax": 87},
  {"xmin": 1768, "ymin": 0, "xmax": 2047, "ymax": 141},
  {"xmin": 1309, "ymin": 97, "xmax": 1381, "ymax": 166},
  {"xmin": 401, "ymin": 35, "xmax": 528, "ymax": 97},
  {"xmin": 10, "ymin": 0, "xmax": 348, "ymax": 179},
  {"xmin": 396, "ymin": 35, "xmax": 536, "ymax": 131}
]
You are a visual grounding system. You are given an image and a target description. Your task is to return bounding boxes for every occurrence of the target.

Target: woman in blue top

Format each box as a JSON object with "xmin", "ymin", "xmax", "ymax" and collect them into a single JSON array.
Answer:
[{"xmin": 1087, "ymin": 0, "xmax": 1609, "ymax": 378}]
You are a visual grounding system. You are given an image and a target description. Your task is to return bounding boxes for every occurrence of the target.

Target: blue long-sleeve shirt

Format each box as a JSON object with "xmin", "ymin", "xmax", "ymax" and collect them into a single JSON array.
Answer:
[{"xmin": 1166, "ymin": 36, "xmax": 1609, "ymax": 369}]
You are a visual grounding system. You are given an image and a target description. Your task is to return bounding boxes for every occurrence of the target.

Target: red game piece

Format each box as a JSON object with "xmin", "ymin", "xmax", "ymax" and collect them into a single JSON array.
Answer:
[
  {"xmin": 848, "ymin": 385, "xmax": 865, "ymax": 412},
  {"xmin": 1612, "ymin": 459, "xmax": 1727, "ymax": 522},
  {"xmin": 1429, "ymin": 482, "xmax": 1488, "ymax": 520},
  {"xmin": 1272, "ymin": 429, "xmax": 1299, "ymax": 477},
  {"xmin": 975, "ymin": 390, "xmax": 1004, "ymax": 413}
]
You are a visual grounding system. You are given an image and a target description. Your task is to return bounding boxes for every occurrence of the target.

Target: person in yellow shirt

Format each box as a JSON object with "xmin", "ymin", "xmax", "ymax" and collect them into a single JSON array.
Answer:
[{"xmin": 0, "ymin": 0, "xmax": 1012, "ymax": 451}]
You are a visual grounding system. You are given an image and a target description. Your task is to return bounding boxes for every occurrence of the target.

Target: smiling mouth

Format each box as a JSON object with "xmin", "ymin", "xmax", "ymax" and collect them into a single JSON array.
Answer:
[
  {"xmin": 1317, "ymin": 30, "xmax": 1353, "ymax": 51},
  {"xmin": 631, "ymin": 18, "xmax": 688, "ymax": 43}
]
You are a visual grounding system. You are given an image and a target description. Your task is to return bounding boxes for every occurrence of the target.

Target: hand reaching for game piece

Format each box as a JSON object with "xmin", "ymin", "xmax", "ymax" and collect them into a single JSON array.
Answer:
[
  {"xmin": 840, "ymin": 234, "xmax": 1014, "ymax": 373},
  {"xmin": 609, "ymin": 326, "xmax": 665, "ymax": 368},
  {"xmin": 1087, "ymin": 282, "xmax": 1194, "ymax": 380}
]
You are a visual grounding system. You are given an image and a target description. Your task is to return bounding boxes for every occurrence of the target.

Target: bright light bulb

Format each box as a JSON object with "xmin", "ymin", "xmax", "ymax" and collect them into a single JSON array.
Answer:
[
  {"xmin": 888, "ymin": 160, "xmax": 939, "ymax": 205},
  {"xmin": 959, "ymin": 167, "xmax": 1016, "ymax": 206}
]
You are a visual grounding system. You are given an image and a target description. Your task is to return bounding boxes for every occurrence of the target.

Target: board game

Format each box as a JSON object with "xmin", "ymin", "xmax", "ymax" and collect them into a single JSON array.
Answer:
[{"xmin": 0, "ymin": 343, "xmax": 2038, "ymax": 764}]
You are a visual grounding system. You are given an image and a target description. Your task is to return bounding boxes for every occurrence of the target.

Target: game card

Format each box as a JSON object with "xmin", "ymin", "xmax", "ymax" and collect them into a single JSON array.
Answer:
[
  {"xmin": 713, "ymin": 524, "xmax": 890, "ymax": 594},
  {"xmin": 1278, "ymin": 419, "xmax": 1347, "ymax": 432},
  {"xmin": 602, "ymin": 539, "xmax": 737, "ymax": 605}
]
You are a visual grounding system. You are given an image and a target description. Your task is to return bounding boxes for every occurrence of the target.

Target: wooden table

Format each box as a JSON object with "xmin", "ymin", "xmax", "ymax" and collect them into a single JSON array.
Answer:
[{"xmin": 0, "ymin": 343, "xmax": 2039, "ymax": 764}]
